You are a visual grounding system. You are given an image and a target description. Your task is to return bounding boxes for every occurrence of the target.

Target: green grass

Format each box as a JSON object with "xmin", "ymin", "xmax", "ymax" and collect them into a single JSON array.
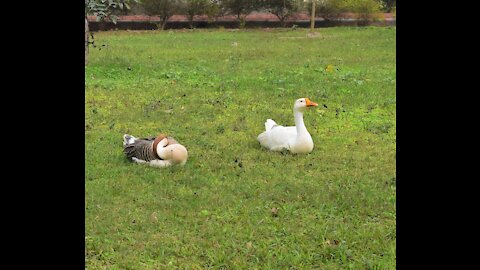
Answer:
[{"xmin": 85, "ymin": 27, "xmax": 396, "ymax": 269}]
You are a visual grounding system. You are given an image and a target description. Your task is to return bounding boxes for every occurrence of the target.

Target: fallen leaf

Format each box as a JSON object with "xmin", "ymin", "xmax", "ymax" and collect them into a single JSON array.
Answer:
[
  {"xmin": 271, "ymin": 207, "xmax": 278, "ymax": 217},
  {"xmin": 150, "ymin": 212, "xmax": 158, "ymax": 222}
]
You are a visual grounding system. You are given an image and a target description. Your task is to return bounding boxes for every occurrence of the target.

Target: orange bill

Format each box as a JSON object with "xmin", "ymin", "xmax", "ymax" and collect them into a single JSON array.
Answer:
[{"xmin": 305, "ymin": 98, "xmax": 318, "ymax": 107}]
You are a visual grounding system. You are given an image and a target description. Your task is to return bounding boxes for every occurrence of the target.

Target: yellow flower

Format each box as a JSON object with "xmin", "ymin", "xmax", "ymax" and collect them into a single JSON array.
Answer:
[{"xmin": 325, "ymin": 64, "xmax": 334, "ymax": 72}]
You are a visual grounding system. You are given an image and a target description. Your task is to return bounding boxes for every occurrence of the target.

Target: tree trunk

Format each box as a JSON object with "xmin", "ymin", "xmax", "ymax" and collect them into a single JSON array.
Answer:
[
  {"xmin": 160, "ymin": 16, "xmax": 168, "ymax": 30},
  {"xmin": 281, "ymin": 0, "xmax": 287, "ymax": 27},
  {"xmin": 310, "ymin": 0, "xmax": 316, "ymax": 32},
  {"xmin": 237, "ymin": 13, "xmax": 246, "ymax": 28},
  {"xmin": 276, "ymin": 13, "xmax": 287, "ymax": 28},
  {"xmin": 236, "ymin": 14, "xmax": 241, "ymax": 28},
  {"xmin": 274, "ymin": 10, "xmax": 287, "ymax": 28},
  {"xmin": 85, "ymin": 17, "xmax": 89, "ymax": 65},
  {"xmin": 188, "ymin": 13, "xmax": 194, "ymax": 29}
]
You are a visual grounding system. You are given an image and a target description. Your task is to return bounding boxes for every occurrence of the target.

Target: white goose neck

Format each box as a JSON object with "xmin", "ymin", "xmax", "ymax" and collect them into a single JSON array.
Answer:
[{"xmin": 294, "ymin": 109, "xmax": 308, "ymax": 136}]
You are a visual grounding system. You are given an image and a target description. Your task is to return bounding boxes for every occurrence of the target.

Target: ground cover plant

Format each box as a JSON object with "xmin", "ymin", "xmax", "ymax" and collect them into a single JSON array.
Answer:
[{"xmin": 85, "ymin": 26, "xmax": 396, "ymax": 269}]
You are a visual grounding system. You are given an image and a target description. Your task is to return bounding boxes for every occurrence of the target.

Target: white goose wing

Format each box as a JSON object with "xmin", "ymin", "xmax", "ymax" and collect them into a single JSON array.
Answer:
[{"xmin": 258, "ymin": 122, "xmax": 297, "ymax": 151}]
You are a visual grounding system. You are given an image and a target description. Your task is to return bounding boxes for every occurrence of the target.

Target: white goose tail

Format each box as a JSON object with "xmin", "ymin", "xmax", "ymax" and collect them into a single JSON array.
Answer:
[
  {"xmin": 264, "ymin": 119, "xmax": 277, "ymax": 131},
  {"xmin": 257, "ymin": 119, "xmax": 277, "ymax": 149},
  {"xmin": 123, "ymin": 134, "xmax": 137, "ymax": 146}
]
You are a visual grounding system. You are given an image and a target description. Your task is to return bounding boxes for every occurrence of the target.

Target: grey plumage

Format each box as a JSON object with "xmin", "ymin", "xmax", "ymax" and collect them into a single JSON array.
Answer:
[
  {"xmin": 123, "ymin": 136, "xmax": 157, "ymax": 162},
  {"xmin": 123, "ymin": 134, "xmax": 180, "ymax": 162}
]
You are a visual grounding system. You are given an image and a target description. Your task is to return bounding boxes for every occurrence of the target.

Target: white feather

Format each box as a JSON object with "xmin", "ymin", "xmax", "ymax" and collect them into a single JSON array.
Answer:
[{"xmin": 257, "ymin": 98, "xmax": 317, "ymax": 154}]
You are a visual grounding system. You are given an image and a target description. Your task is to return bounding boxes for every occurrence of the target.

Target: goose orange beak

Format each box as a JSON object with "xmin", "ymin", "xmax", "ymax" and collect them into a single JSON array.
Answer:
[{"xmin": 305, "ymin": 98, "xmax": 318, "ymax": 107}]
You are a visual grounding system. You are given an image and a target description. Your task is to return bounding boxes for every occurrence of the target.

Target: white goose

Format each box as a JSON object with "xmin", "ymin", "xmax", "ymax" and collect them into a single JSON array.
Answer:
[{"xmin": 257, "ymin": 98, "xmax": 318, "ymax": 154}]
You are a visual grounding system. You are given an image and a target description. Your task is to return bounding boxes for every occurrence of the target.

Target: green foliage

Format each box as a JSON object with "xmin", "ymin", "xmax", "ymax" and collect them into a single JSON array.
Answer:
[
  {"xmin": 306, "ymin": 0, "xmax": 382, "ymax": 21},
  {"xmin": 263, "ymin": 0, "xmax": 303, "ymax": 26},
  {"xmin": 85, "ymin": 0, "xmax": 138, "ymax": 23},
  {"xmin": 142, "ymin": 0, "xmax": 181, "ymax": 16},
  {"xmin": 142, "ymin": 0, "xmax": 183, "ymax": 29},
  {"xmin": 202, "ymin": 0, "xmax": 222, "ymax": 21},
  {"xmin": 221, "ymin": 0, "xmax": 258, "ymax": 26},
  {"xmin": 308, "ymin": 0, "xmax": 347, "ymax": 20},
  {"xmin": 180, "ymin": 0, "xmax": 214, "ymax": 28},
  {"xmin": 85, "ymin": 27, "xmax": 396, "ymax": 269},
  {"xmin": 347, "ymin": 0, "xmax": 382, "ymax": 20},
  {"xmin": 380, "ymin": 0, "xmax": 395, "ymax": 12}
]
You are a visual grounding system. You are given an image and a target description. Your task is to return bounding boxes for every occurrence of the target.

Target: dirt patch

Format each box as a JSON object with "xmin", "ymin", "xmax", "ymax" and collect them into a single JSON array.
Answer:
[
  {"xmin": 307, "ymin": 32, "xmax": 321, "ymax": 38},
  {"xmin": 278, "ymin": 32, "xmax": 321, "ymax": 40}
]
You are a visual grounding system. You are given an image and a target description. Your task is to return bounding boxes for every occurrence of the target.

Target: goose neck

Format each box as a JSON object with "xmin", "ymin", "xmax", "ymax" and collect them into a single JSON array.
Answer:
[{"xmin": 294, "ymin": 110, "xmax": 307, "ymax": 135}]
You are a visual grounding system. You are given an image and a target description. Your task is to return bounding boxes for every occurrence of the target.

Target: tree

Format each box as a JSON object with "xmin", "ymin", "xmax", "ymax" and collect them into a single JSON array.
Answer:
[
  {"xmin": 181, "ymin": 0, "xmax": 211, "ymax": 29},
  {"xmin": 306, "ymin": 0, "xmax": 345, "ymax": 22},
  {"xmin": 142, "ymin": 0, "xmax": 182, "ymax": 30},
  {"xmin": 209, "ymin": 0, "xmax": 227, "ymax": 17},
  {"xmin": 380, "ymin": 0, "xmax": 395, "ymax": 12},
  {"xmin": 346, "ymin": 0, "xmax": 382, "ymax": 21},
  {"xmin": 85, "ymin": 0, "xmax": 137, "ymax": 65},
  {"xmin": 85, "ymin": 17, "xmax": 89, "ymax": 65},
  {"xmin": 262, "ymin": 0, "xmax": 301, "ymax": 27},
  {"xmin": 306, "ymin": 0, "xmax": 381, "ymax": 22},
  {"xmin": 221, "ymin": 0, "xmax": 257, "ymax": 28},
  {"xmin": 310, "ymin": 0, "xmax": 315, "ymax": 31}
]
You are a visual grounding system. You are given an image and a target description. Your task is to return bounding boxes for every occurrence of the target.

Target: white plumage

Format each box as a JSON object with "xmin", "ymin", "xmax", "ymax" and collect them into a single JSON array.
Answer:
[{"xmin": 257, "ymin": 98, "xmax": 318, "ymax": 154}]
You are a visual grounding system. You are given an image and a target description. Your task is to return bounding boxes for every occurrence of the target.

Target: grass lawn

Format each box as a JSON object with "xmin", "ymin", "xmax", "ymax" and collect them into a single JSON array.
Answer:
[{"xmin": 85, "ymin": 27, "xmax": 396, "ymax": 269}]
